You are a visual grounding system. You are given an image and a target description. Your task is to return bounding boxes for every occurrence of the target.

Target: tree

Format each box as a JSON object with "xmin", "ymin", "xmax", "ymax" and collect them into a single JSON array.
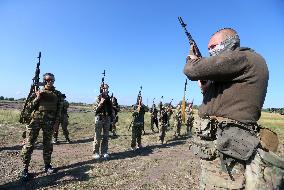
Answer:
[{"xmin": 0, "ymin": 96, "xmax": 4, "ymax": 100}]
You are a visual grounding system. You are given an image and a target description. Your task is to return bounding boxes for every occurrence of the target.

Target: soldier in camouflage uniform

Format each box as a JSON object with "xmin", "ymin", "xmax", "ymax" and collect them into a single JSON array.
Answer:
[
  {"xmin": 150, "ymin": 103, "xmax": 159, "ymax": 133},
  {"xmin": 166, "ymin": 104, "xmax": 173, "ymax": 129},
  {"xmin": 53, "ymin": 94, "xmax": 71, "ymax": 144},
  {"xmin": 130, "ymin": 96, "xmax": 148, "ymax": 150},
  {"xmin": 159, "ymin": 106, "xmax": 168, "ymax": 144},
  {"xmin": 93, "ymin": 84, "xmax": 113, "ymax": 160},
  {"xmin": 173, "ymin": 104, "xmax": 182, "ymax": 137},
  {"xmin": 20, "ymin": 73, "xmax": 63, "ymax": 181},
  {"xmin": 110, "ymin": 95, "xmax": 120, "ymax": 137},
  {"xmin": 186, "ymin": 102, "xmax": 194, "ymax": 137},
  {"xmin": 184, "ymin": 28, "xmax": 283, "ymax": 189}
]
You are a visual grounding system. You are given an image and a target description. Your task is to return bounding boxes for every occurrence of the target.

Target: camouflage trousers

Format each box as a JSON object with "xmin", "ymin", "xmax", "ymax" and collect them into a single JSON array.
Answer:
[
  {"xmin": 131, "ymin": 122, "xmax": 143, "ymax": 148},
  {"xmin": 174, "ymin": 120, "xmax": 182, "ymax": 136},
  {"xmin": 93, "ymin": 116, "xmax": 110, "ymax": 155},
  {"xmin": 150, "ymin": 117, "xmax": 159, "ymax": 132},
  {"xmin": 21, "ymin": 118, "xmax": 54, "ymax": 169},
  {"xmin": 186, "ymin": 119, "xmax": 194, "ymax": 136},
  {"xmin": 109, "ymin": 115, "xmax": 118, "ymax": 133},
  {"xmin": 159, "ymin": 122, "xmax": 167, "ymax": 143},
  {"xmin": 53, "ymin": 115, "xmax": 69, "ymax": 139},
  {"xmin": 199, "ymin": 149, "xmax": 284, "ymax": 189}
]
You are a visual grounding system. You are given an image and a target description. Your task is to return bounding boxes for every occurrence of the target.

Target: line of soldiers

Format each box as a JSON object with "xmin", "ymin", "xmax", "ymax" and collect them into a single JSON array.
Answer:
[{"xmin": 19, "ymin": 25, "xmax": 284, "ymax": 189}]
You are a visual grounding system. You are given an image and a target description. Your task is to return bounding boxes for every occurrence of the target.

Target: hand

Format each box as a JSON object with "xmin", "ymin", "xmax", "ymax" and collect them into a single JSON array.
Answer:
[
  {"xmin": 188, "ymin": 43, "xmax": 200, "ymax": 60},
  {"xmin": 99, "ymin": 97, "xmax": 105, "ymax": 105},
  {"xmin": 35, "ymin": 90, "xmax": 42, "ymax": 99}
]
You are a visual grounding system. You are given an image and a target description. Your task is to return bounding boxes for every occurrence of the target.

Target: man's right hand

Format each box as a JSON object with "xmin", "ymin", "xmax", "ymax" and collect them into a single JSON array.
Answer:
[
  {"xmin": 188, "ymin": 43, "xmax": 201, "ymax": 60},
  {"xmin": 35, "ymin": 90, "xmax": 42, "ymax": 100}
]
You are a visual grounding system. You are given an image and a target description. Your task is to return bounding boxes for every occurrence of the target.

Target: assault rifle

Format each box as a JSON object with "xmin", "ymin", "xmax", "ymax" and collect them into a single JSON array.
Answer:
[
  {"xmin": 178, "ymin": 17, "xmax": 202, "ymax": 57},
  {"xmin": 100, "ymin": 70, "xmax": 106, "ymax": 94},
  {"xmin": 182, "ymin": 79, "xmax": 187, "ymax": 123},
  {"xmin": 178, "ymin": 17, "xmax": 207, "ymax": 85},
  {"xmin": 19, "ymin": 52, "xmax": 45, "ymax": 124},
  {"xmin": 159, "ymin": 96, "xmax": 163, "ymax": 116}
]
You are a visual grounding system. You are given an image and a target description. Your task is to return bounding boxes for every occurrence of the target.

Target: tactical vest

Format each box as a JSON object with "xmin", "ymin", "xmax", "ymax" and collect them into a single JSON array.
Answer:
[{"xmin": 38, "ymin": 89, "xmax": 59, "ymax": 112}]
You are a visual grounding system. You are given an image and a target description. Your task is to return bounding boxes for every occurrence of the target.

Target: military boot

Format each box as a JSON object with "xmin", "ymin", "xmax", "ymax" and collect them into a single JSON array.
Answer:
[
  {"xmin": 20, "ymin": 169, "xmax": 32, "ymax": 181},
  {"xmin": 53, "ymin": 138, "xmax": 58, "ymax": 144},
  {"xmin": 44, "ymin": 164, "xmax": 57, "ymax": 174},
  {"xmin": 66, "ymin": 137, "xmax": 71, "ymax": 144}
]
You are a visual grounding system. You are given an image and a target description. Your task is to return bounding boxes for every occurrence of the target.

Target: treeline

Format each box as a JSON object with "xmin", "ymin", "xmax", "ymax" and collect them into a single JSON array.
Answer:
[
  {"xmin": 264, "ymin": 108, "xmax": 284, "ymax": 115},
  {"xmin": 0, "ymin": 96, "xmax": 25, "ymax": 101}
]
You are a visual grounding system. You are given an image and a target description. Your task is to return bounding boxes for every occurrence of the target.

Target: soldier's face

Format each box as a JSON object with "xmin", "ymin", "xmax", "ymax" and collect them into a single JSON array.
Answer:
[
  {"xmin": 102, "ymin": 86, "xmax": 109, "ymax": 95},
  {"xmin": 44, "ymin": 75, "xmax": 55, "ymax": 89}
]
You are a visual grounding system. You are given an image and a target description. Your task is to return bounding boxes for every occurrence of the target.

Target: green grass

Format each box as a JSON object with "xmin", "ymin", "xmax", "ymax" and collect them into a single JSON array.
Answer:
[
  {"xmin": 0, "ymin": 109, "xmax": 20, "ymax": 124},
  {"xmin": 0, "ymin": 108, "xmax": 283, "ymax": 149}
]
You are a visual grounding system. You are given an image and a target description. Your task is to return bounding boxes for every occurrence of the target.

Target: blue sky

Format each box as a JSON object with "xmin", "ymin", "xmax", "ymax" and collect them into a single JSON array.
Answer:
[{"xmin": 0, "ymin": 0, "xmax": 283, "ymax": 108}]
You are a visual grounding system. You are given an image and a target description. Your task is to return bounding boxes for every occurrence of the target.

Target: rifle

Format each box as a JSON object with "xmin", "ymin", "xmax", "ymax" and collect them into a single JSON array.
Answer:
[
  {"xmin": 136, "ymin": 86, "xmax": 142, "ymax": 111},
  {"xmin": 159, "ymin": 96, "xmax": 163, "ymax": 116},
  {"xmin": 182, "ymin": 79, "xmax": 187, "ymax": 123},
  {"xmin": 19, "ymin": 52, "xmax": 44, "ymax": 124},
  {"xmin": 178, "ymin": 17, "xmax": 206, "ymax": 85},
  {"xmin": 169, "ymin": 99, "xmax": 173, "ymax": 107},
  {"xmin": 100, "ymin": 70, "xmax": 106, "ymax": 94},
  {"xmin": 178, "ymin": 17, "xmax": 202, "ymax": 57}
]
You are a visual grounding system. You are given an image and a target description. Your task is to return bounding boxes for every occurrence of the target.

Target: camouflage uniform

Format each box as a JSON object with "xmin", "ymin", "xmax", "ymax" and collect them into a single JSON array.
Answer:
[
  {"xmin": 131, "ymin": 104, "xmax": 148, "ymax": 149},
  {"xmin": 110, "ymin": 96, "xmax": 120, "ymax": 136},
  {"xmin": 159, "ymin": 107, "xmax": 168, "ymax": 144},
  {"xmin": 186, "ymin": 107, "xmax": 194, "ymax": 137},
  {"xmin": 93, "ymin": 94, "xmax": 113, "ymax": 156},
  {"xmin": 53, "ymin": 98, "xmax": 70, "ymax": 142},
  {"xmin": 166, "ymin": 106, "xmax": 173, "ymax": 129},
  {"xmin": 173, "ymin": 106, "xmax": 182, "ymax": 137},
  {"xmin": 21, "ymin": 86, "xmax": 62, "ymax": 171},
  {"xmin": 150, "ymin": 105, "xmax": 159, "ymax": 133}
]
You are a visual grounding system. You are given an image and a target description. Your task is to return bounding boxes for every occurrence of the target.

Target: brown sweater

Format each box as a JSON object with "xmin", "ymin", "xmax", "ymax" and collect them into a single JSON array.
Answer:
[{"xmin": 183, "ymin": 47, "xmax": 269, "ymax": 123}]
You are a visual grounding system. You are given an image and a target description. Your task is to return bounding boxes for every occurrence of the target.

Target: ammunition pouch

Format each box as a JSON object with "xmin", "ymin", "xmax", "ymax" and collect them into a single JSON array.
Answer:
[
  {"xmin": 259, "ymin": 127, "xmax": 279, "ymax": 153},
  {"xmin": 191, "ymin": 118, "xmax": 218, "ymax": 160},
  {"xmin": 216, "ymin": 120, "xmax": 260, "ymax": 161}
]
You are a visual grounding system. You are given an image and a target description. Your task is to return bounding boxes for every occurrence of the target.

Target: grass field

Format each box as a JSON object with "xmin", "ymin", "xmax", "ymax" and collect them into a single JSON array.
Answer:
[{"xmin": 0, "ymin": 105, "xmax": 283, "ymax": 189}]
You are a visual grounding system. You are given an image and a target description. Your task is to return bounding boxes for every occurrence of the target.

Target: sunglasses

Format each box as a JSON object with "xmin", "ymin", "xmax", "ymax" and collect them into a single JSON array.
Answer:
[{"xmin": 45, "ymin": 79, "xmax": 55, "ymax": 83}]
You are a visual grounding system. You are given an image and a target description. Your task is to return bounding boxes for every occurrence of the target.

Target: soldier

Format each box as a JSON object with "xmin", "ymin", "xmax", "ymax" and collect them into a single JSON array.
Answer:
[
  {"xmin": 130, "ymin": 96, "xmax": 148, "ymax": 150},
  {"xmin": 93, "ymin": 83, "xmax": 113, "ymax": 160},
  {"xmin": 186, "ymin": 102, "xmax": 194, "ymax": 137},
  {"xmin": 159, "ymin": 106, "xmax": 168, "ymax": 144},
  {"xmin": 166, "ymin": 104, "xmax": 173, "ymax": 129},
  {"xmin": 184, "ymin": 28, "xmax": 283, "ymax": 189},
  {"xmin": 173, "ymin": 104, "xmax": 182, "ymax": 137},
  {"xmin": 53, "ymin": 94, "xmax": 71, "ymax": 144},
  {"xmin": 20, "ymin": 73, "xmax": 63, "ymax": 181},
  {"xmin": 150, "ymin": 103, "xmax": 159, "ymax": 133},
  {"xmin": 110, "ymin": 94, "xmax": 120, "ymax": 137}
]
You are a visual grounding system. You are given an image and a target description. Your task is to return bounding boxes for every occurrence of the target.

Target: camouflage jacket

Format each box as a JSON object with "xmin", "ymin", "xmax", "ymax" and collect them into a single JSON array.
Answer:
[
  {"xmin": 132, "ymin": 104, "xmax": 149, "ymax": 124},
  {"xmin": 174, "ymin": 109, "xmax": 182, "ymax": 123},
  {"xmin": 30, "ymin": 86, "xmax": 63, "ymax": 122},
  {"xmin": 93, "ymin": 94, "xmax": 113, "ymax": 116},
  {"xmin": 61, "ymin": 100, "xmax": 69, "ymax": 115}
]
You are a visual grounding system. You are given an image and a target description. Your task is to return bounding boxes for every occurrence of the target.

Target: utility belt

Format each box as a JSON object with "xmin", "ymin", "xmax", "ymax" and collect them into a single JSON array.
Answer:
[
  {"xmin": 192, "ymin": 116, "xmax": 279, "ymax": 161},
  {"xmin": 191, "ymin": 116, "xmax": 283, "ymax": 178},
  {"xmin": 96, "ymin": 113, "xmax": 110, "ymax": 121},
  {"xmin": 32, "ymin": 110, "xmax": 56, "ymax": 120}
]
